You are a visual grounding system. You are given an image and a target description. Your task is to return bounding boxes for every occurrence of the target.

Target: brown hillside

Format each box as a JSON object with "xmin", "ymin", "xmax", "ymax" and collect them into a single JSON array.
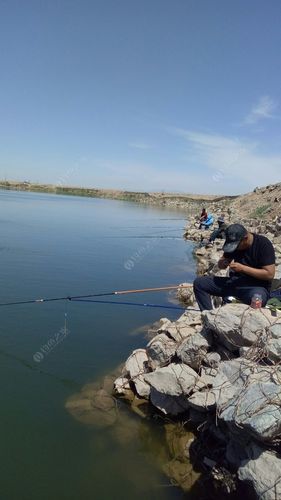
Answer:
[{"xmin": 230, "ymin": 182, "xmax": 281, "ymax": 221}]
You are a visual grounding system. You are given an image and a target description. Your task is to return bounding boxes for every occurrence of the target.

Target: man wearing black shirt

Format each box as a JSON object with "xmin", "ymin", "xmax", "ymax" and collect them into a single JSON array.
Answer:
[{"xmin": 193, "ymin": 224, "xmax": 276, "ymax": 311}]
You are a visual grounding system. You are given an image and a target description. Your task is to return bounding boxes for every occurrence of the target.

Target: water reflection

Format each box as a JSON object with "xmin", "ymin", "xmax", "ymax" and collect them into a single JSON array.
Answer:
[{"xmin": 65, "ymin": 368, "xmax": 201, "ymax": 498}]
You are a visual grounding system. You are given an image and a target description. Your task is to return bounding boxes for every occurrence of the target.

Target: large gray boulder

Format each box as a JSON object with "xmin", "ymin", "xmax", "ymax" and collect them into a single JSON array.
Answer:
[
  {"xmin": 146, "ymin": 333, "xmax": 176, "ymax": 368},
  {"xmin": 212, "ymin": 358, "xmax": 253, "ymax": 409},
  {"xmin": 125, "ymin": 348, "xmax": 148, "ymax": 377},
  {"xmin": 238, "ymin": 442, "xmax": 281, "ymax": 500},
  {"xmin": 265, "ymin": 322, "xmax": 281, "ymax": 362},
  {"xmin": 214, "ymin": 360, "xmax": 281, "ymax": 442},
  {"xmin": 166, "ymin": 311, "xmax": 203, "ymax": 342},
  {"xmin": 203, "ymin": 304, "xmax": 274, "ymax": 352},
  {"xmin": 220, "ymin": 379, "xmax": 281, "ymax": 442},
  {"xmin": 177, "ymin": 310, "xmax": 202, "ymax": 328},
  {"xmin": 144, "ymin": 363, "xmax": 204, "ymax": 397},
  {"xmin": 166, "ymin": 324, "xmax": 196, "ymax": 343},
  {"xmin": 176, "ymin": 331, "xmax": 211, "ymax": 370},
  {"xmin": 124, "ymin": 348, "xmax": 151, "ymax": 398}
]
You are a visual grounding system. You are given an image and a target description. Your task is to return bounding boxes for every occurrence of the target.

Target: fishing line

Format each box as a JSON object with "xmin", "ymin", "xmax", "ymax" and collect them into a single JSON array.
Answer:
[
  {"xmin": 72, "ymin": 298, "xmax": 192, "ymax": 311},
  {"xmin": 0, "ymin": 284, "xmax": 192, "ymax": 308}
]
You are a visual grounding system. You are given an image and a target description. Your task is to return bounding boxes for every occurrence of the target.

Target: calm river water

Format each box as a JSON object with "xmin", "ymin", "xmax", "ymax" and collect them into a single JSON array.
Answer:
[{"xmin": 0, "ymin": 189, "xmax": 196, "ymax": 500}]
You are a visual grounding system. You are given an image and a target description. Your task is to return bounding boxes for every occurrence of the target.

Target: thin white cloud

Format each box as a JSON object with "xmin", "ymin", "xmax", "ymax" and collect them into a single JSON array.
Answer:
[
  {"xmin": 129, "ymin": 142, "xmax": 151, "ymax": 150},
  {"xmin": 59, "ymin": 127, "xmax": 281, "ymax": 195},
  {"xmin": 171, "ymin": 128, "xmax": 281, "ymax": 190},
  {"xmin": 244, "ymin": 95, "xmax": 278, "ymax": 124}
]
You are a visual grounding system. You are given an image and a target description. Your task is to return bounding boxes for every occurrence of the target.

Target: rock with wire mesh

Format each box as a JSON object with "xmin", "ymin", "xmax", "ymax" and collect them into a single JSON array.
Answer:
[
  {"xmin": 124, "ymin": 348, "xmax": 151, "ymax": 398},
  {"xmin": 146, "ymin": 333, "xmax": 177, "ymax": 368},
  {"xmin": 211, "ymin": 358, "xmax": 253, "ymax": 409},
  {"xmin": 215, "ymin": 360, "xmax": 281, "ymax": 442},
  {"xmin": 202, "ymin": 304, "xmax": 277, "ymax": 352},
  {"xmin": 238, "ymin": 442, "xmax": 281, "ymax": 500},
  {"xmin": 263, "ymin": 322, "xmax": 281, "ymax": 362},
  {"xmin": 144, "ymin": 363, "xmax": 205, "ymax": 398},
  {"xmin": 176, "ymin": 330, "xmax": 211, "ymax": 370},
  {"xmin": 164, "ymin": 311, "xmax": 203, "ymax": 343}
]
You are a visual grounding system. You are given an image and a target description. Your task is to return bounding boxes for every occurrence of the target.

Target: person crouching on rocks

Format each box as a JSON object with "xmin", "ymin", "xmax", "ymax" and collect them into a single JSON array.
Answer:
[
  {"xmin": 193, "ymin": 224, "xmax": 275, "ymax": 311},
  {"xmin": 205, "ymin": 215, "xmax": 227, "ymax": 245}
]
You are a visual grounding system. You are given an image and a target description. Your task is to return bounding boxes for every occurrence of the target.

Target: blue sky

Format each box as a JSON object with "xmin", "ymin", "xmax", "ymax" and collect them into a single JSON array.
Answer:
[{"xmin": 0, "ymin": 0, "xmax": 280, "ymax": 195}]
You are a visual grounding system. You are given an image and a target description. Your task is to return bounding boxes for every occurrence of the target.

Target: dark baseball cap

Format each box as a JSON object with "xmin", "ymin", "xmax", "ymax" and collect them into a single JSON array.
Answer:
[{"xmin": 223, "ymin": 224, "xmax": 247, "ymax": 253}]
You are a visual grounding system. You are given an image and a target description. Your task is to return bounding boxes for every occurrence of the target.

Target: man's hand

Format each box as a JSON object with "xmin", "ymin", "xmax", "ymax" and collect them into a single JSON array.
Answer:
[
  {"xmin": 229, "ymin": 261, "xmax": 245, "ymax": 273},
  {"xmin": 218, "ymin": 257, "xmax": 232, "ymax": 270},
  {"xmin": 229, "ymin": 261, "xmax": 275, "ymax": 280}
]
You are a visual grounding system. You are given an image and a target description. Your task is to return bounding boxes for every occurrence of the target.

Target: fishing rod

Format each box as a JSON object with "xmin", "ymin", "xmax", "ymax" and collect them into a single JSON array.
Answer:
[
  {"xmin": 72, "ymin": 298, "xmax": 193, "ymax": 311},
  {"xmin": 0, "ymin": 284, "xmax": 193, "ymax": 308}
]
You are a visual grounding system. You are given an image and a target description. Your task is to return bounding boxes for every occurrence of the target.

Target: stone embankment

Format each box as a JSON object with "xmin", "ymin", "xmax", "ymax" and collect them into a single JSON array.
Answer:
[{"xmin": 111, "ymin": 215, "xmax": 281, "ymax": 498}]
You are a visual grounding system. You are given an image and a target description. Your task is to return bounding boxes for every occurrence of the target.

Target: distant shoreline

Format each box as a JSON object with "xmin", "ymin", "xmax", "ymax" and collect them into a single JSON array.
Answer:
[{"xmin": 0, "ymin": 180, "xmax": 237, "ymax": 208}]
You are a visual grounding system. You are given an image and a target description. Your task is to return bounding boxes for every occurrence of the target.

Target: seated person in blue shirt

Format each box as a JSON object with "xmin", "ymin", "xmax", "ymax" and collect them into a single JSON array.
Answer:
[{"xmin": 199, "ymin": 213, "xmax": 214, "ymax": 229}]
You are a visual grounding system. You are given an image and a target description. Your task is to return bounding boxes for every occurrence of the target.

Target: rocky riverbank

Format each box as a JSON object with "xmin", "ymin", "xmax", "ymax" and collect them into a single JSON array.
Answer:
[
  {"xmin": 2, "ymin": 179, "xmax": 281, "ymax": 222},
  {"xmin": 109, "ymin": 215, "xmax": 281, "ymax": 498}
]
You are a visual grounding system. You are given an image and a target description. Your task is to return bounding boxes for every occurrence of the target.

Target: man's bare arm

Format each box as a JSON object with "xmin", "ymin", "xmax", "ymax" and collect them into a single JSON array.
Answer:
[{"xmin": 229, "ymin": 262, "xmax": 275, "ymax": 280}]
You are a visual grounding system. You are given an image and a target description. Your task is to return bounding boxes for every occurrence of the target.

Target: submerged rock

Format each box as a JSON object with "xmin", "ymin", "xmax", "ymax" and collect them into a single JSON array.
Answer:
[
  {"xmin": 165, "ymin": 423, "xmax": 195, "ymax": 459},
  {"xmin": 66, "ymin": 387, "xmax": 118, "ymax": 427},
  {"xmin": 163, "ymin": 459, "xmax": 200, "ymax": 493},
  {"xmin": 163, "ymin": 423, "xmax": 200, "ymax": 490}
]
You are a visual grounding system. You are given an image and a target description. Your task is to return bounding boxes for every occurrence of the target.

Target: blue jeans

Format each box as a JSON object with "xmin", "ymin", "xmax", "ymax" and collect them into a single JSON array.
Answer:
[{"xmin": 193, "ymin": 275, "xmax": 270, "ymax": 311}]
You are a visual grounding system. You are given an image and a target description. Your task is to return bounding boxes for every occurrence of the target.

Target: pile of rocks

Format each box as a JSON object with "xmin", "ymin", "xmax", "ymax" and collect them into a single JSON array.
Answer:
[
  {"xmin": 113, "ymin": 214, "xmax": 281, "ymax": 497},
  {"xmin": 114, "ymin": 304, "xmax": 281, "ymax": 498}
]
